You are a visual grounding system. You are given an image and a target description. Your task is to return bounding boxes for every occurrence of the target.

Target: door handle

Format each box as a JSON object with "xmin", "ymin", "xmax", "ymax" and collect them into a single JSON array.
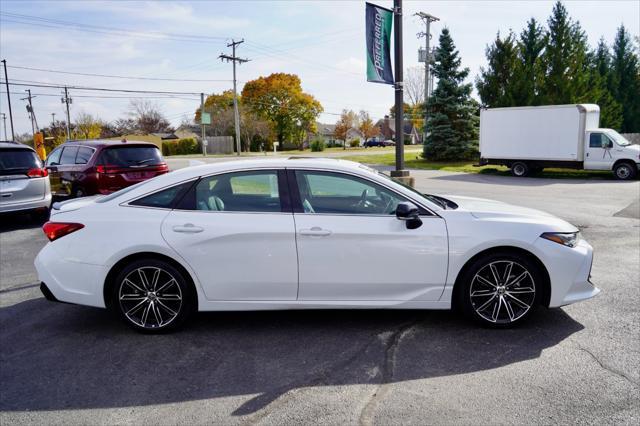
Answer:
[
  {"xmin": 172, "ymin": 223, "xmax": 204, "ymax": 233},
  {"xmin": 299, "ymin": 227, "xmax": 331, "ymax": 237}
]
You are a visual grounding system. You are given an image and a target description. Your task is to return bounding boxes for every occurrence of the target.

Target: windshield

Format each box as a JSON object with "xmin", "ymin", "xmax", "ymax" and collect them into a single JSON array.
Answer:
[
  {"xmin": 375, "ymin": 170, "xmax": 453, "ymax": 209},
  {"xmin": 0, "ymin": 148, "xmax": 41, "ymax": 175},
  {"xmin": 98, "ymin": 145, "xmax": 163, "ymax": 167},
  {"xmin": 606, "ymin": 130, "xmax": 632, "ymax": 146}
]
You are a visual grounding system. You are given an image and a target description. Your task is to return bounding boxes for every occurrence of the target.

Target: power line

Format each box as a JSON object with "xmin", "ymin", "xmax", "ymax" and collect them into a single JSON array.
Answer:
[
  {"xmin": 7, "ymin": 65, "xmax": 234, "ymax": 83},
  {"xmin": 1, "ymin": 80, "xmax": 204, "ymax": 96}
]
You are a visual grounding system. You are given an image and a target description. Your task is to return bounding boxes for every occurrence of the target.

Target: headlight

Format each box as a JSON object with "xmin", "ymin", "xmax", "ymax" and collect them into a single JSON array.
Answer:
[{"xmin": 540, "ymin": 232, "xmax": 581, "ymax": 248}]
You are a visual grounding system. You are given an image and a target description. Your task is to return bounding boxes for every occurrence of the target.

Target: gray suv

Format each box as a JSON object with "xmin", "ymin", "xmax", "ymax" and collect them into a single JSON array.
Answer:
[{"xmin": 0, "ymin": 142, "xmax": 52, "ymax": 216}]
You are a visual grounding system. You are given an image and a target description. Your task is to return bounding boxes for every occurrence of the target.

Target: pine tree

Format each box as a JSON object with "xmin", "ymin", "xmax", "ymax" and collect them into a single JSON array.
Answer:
[
  {"xmin": 610, "ymin": 25, "xmax": 640, "ymax": 132},
  {"xmin": 540, "ymin": 1, "xmax": 591, "ymax": 103},
  {"xmin": 476, "ymin": 31, "xmax": 518, "ymax": 107},
  {"xmin": 512, "ymin": 18, "xmax": 546, "ymax": 105},
  {"xmin": 423, "ymin": 28, "xmax": 478, "ymax": 161},
  {"xmin": 584, "ymin": 39, "xmax": 623, "ymax": 129}
]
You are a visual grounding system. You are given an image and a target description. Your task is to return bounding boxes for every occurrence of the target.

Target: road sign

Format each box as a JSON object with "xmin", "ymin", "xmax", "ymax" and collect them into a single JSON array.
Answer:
[{"xmin": 201, "ymin": 112, "xmax": 211, "ymax": 125}]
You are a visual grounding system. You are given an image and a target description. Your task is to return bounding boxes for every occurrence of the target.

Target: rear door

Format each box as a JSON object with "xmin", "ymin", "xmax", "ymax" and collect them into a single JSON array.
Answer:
[
  {"xmin": 160, "ymin": 169, "xmax": 299, "ymax": 301},
  {"xmin": 0, "ymin": 148, "xmax": 46, "ymax": 205}
]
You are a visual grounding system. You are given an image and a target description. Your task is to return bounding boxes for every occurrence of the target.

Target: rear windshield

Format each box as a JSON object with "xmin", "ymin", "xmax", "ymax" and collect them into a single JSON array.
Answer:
[
  {"xmin": 0, "ymin": 148, "xmax": 41, "ymax": 175},
  {"xmin": 98, "ymin": 145, "xmax": 163, "ymax": 167}
]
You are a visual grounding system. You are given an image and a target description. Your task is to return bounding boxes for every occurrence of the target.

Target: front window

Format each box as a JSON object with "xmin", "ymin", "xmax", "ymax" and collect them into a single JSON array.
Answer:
[
  {"xmin": 606, "ymin": 130, "xmax": 632, "ymax": 147},
  {"xmin": 295, "ymin": 170, "xmax": 405, "ymax": 215}
]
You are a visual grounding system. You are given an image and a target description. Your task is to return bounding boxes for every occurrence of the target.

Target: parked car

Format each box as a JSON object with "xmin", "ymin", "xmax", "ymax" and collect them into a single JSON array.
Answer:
[
  {"xmin": 364, "ymin": 139, "xmax": 395, "ymax": 147},
  {"xmin": 36, "ymin": 158, "xmax": 598, "ymax": 333},
  {"xmin": 0, "ymin": 141, "xmax": 51, "ymax": 217},
  {"xmin": 44, "ymin": 140, "xmax": 169, "ymax": 198},
  {"xmin": 479, "ymin": 104, "xmax": 639, "ymax": 179}
]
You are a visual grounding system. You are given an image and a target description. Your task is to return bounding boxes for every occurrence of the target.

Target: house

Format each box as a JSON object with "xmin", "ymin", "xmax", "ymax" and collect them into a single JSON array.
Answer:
[
  {"xmin": 376, "ymin": 115, "xmax": 422, "ymax": 145},
  {"xmin": 346, "ymin": 127, "xmax": 365, "ymax": 146},
  {"xmin": 315, "ymin": 122, "xmax": 338, "ymax": 146}
]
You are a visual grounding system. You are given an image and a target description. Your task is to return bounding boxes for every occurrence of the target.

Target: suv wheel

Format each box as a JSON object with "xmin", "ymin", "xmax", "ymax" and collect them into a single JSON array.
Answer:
[
  {"xmin": 111, "ymin": 259, "xmax": 195, "ymax": 333},
  {"xmin": 613, "ymin": 162, "xmax": 637, "ymax": 180},
  {"xmin": 458, "ymin": 252, "xmax": 541, "ymax": 327}
]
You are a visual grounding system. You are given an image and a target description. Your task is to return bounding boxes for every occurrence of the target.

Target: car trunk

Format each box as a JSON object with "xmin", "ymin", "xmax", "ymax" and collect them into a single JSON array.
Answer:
[
  {"xmin": 0, "ymin": 149, "xmax": 46, "ymax": 205},
  {"xmin": 96, "ymin": 145, "xmax": 168, "ymax": 194}
]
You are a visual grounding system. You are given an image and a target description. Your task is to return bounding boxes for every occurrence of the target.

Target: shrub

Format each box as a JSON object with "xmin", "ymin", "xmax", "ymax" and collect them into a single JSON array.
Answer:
[
  {"xmin": 310, "ymin": 138, "xmax": 325, "ymax": 152},
  {"xmin": 162, "ymin": 138, "xmax": 199, "ymax": 156},
  {"xmin": 349, "ymin": 138, "xmax": 361, "ymax": 148}
]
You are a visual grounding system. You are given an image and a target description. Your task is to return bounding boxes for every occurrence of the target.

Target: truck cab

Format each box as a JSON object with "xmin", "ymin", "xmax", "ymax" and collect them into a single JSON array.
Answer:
[{"xmin": 584, "ymin": 129, "xmax": 640, "ymax": 179}]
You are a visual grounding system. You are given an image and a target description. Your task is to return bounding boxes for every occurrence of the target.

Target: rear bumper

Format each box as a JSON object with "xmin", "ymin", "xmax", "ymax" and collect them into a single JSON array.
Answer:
[{"xmin": 0, "ymin": 192, "xmax": 51, "ymax": 213}]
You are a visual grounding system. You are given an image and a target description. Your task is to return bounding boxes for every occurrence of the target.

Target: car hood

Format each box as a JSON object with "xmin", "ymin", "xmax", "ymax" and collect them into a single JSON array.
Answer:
[{"xmin": 438, "ymin": 194, "xmax": 578, "ymax": 231}]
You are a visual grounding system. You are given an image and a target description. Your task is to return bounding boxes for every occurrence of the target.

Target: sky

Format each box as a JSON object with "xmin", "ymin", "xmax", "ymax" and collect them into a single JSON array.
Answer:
[{"xmin": 0, "ymin": 0, "xmax": 638, "ymax": 138}]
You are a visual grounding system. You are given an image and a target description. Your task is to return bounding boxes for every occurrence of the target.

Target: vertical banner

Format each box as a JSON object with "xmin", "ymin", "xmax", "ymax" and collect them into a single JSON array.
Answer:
[
  {"xmin": 33, "ymin": 132, "xmax": 46, "ymax": 160},
  {"xmin": 365, "ymin": 2, "xmax": 394, "ymax": 85}
]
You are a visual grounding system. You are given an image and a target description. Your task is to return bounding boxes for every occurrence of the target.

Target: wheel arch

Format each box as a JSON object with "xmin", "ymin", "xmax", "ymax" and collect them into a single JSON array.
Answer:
[
  {"xmin": 612, "ymin": 158, "xmax": 637, "ymax": 170},
  {"xmin": 103, "ymin": 251, "xmax": 198, "ymax": 309},
  {"xmin": 451, "ymin": 245, "xmax": 551, "ymax": 309}
]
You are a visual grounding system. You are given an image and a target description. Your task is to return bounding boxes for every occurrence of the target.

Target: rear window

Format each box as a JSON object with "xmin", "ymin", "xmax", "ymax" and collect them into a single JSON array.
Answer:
[
  {"xmin": 0, "ymin": 148, "xmax": 41, "ymax": 175},
  {"xmin": 98, "ymin": 146, "xmax": 163, "ymax": 167}
]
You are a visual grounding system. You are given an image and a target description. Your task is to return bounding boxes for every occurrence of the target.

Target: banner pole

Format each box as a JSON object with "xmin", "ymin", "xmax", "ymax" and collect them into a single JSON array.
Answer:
[{"xmin": 392, "ymin": 0, "xmax": 405, "ymax": 174}]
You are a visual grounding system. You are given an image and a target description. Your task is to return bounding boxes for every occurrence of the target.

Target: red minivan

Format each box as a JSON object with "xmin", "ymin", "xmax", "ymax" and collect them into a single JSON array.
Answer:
[{"xmin": 44, "ymin": 140, "xmax": 169, "ymax": 198}]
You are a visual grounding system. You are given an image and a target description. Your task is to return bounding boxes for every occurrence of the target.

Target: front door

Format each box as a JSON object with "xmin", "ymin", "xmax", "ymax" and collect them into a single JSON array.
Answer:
[
  {"xmin": 290, "ymin": 170, "xmax": 448, "ymax": 302},
  {"xmin": 161, "ymin": 169, "xmax": 299, "ymax": 301},
  {"xmin": 585, "ymin": 132, "xmax": 614, "ymax": 170}
]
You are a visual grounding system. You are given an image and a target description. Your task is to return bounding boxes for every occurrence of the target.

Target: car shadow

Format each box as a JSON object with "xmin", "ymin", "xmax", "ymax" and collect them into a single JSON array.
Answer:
[
  {"xmin": 0, "ymin": 210, "xmax": 49, "ymax": 233},
  {"xmin": 0, "ymin": 298, "xmax": 584, "ymax": 415}
]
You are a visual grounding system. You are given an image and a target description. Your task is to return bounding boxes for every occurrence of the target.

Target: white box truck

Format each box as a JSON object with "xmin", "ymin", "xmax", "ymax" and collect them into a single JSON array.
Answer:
[{"xmin": 479, "ymin": 104, "xmax": 640, "ymax": 180}]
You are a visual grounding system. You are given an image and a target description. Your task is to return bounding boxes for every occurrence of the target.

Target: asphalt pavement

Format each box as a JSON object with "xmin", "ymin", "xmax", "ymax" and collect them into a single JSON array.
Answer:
[{"xmin": 0, "ymin": 168, "xmax": 638, "ymax": 425}]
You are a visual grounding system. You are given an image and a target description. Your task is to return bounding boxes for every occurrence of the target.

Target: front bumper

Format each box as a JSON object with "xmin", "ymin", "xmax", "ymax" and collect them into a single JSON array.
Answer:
[{"xmin": 533, "ymin": 236, "xmax": 600, "ymax": 307}]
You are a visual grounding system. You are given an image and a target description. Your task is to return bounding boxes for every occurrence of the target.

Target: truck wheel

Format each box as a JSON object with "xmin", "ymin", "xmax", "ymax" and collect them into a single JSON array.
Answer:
[
  {"xmin": 511, "ymin": 162, "xmax": 530, "ymax": 177},
  {"xmin": 613, "ymin": 162, "xmax": 637, "ymax": 180}
]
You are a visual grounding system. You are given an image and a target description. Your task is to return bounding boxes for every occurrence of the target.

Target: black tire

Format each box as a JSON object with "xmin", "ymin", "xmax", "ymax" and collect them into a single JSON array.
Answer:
[
  {"xmin": 73, "ymin": 186, "xmax": 86, "ymax": 198},
  {"xmin": 511, "ymin": 162, "xmax": 530, "ymax": 177},
  {"xmin": 613, "ymin": 162, "xmax": 637, "ymax": 180},
  {"xmin": 110, "ymin": 259, "xmax": 196, "ymax": 333},
  {"xmin": 458, "ymin": 251, "xmax": 542, "ymax": 328}
]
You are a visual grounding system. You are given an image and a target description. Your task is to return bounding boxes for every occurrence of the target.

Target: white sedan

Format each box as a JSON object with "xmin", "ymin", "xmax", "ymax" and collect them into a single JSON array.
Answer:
[{"xmin": 35, "ymin": 158, "xmax": 599, "ymax": 332}]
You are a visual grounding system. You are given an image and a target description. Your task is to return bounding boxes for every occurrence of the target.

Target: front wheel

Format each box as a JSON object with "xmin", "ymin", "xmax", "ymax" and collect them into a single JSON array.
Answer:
[
  {"xmin": 112, "ymin": 259, "xmax": 196, "ymax": 333},
  {"xmin": 613, "ymin": 162, "xmax": 637, "ymax": 180},
  {"xmin": 458, "ymin": 252, "xmax": 541, "ymax": 327}
]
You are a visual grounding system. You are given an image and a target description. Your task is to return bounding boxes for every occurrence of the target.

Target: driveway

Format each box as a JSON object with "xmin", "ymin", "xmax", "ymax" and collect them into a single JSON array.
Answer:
[{"xmin": 1, "ymin": 169, "xmax": 638, "ymax": 425}]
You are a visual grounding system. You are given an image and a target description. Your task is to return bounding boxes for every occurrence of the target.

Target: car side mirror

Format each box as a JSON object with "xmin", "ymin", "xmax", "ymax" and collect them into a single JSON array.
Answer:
[
  {"xmin": 601, "ymin": 140, "xmax": 613, "ymax": 149},
  {"xmin": 395, "ymin": 202, "xmax": 422, "ymax": 229}
]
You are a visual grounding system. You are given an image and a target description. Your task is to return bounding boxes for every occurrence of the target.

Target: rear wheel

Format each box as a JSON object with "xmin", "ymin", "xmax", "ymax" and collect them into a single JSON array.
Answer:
[
  {"xmin": 459, "ymin": 252, "xmax": 541, "ymax": 327},
  {"xmin": 511, "ymin": 162, "xmax": 530, "ymax": 177},
  {"xmin": 73, "ymin": 187, "xmax": 86, "ymax": 198},
  {"xmin": 613, "ymin": 162, "xmax": 637, "ymax": 180},
  {"xmin": 111, "ymin": 259, "xmax": 196, "ymax": 333}
]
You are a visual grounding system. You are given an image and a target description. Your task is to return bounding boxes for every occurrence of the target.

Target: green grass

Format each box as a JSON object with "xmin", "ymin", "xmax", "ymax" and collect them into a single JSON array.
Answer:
[{"xmin": 342, "ymin": 152, "xmax": 615, "ymax": 180}]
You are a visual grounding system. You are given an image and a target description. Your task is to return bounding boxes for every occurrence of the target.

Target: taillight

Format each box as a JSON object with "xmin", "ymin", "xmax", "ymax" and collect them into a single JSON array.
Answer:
[
  {"xmin": 27, "ymin": 167, "xmax": 48, "ymax": 178},
  {"xmin": 96, "ymin": 164, "xmax": 120, "ymax": 174},
  {"xmin": 42, "ymin": 222, "xmax": 84, "ymax": 242}
]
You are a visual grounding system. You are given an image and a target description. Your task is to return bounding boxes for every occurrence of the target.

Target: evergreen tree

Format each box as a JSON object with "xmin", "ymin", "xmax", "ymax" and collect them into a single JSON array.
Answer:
[
  {"xmin": 423, "ymin": 28, "xmax": 478, "ymax": 161},
  {"xmin": 476, "ymin": 31, "xmax": 518, "ymax": 107},
  {"xmin": 610, "ymin": 25, "xmax": 640, "ymax": 132},
  {"xmin": 540, "ymin": 1, "xmax": 591, "ymax": 103},
  {"xmin": 512, "ymin": 18, "xmax": 546, "ymax": 105},
  {"xmin": 585, "ymin": 39, "xmax": 623, "ymax": 129}
]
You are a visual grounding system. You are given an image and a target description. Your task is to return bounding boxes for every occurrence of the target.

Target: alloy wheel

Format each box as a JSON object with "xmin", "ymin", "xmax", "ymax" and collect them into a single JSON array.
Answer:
[
  {"xmin": 118, "ymin": 266, "xmax": 183, "ymax": 329},
  {"xmin": 469, "ymin": 260, "xmax": 536, "ymax": 324}
]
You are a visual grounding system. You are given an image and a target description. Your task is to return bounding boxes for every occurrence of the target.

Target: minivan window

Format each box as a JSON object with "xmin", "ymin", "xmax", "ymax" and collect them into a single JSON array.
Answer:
[
  {"xmin": 0, "ymin": 148, "xmax": 41, "ymax": 175},
  {"xmin": 46, "ymin": 148, "xmax": 63, "ymax": 166},
  {"xmin": 99, "ymin": 146, "xmax": 163, "ymax": 167},
  {"xmin": 75, "ymin": 147, "xmax": 94, "ymax": 164},
  {"xmin": 60, "ymin": 146, "xmax": 79, "ymax": 165}
]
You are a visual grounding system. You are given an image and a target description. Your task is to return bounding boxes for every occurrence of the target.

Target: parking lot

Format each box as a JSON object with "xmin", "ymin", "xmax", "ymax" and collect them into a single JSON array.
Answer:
[{"xmin": 1, "ymin": 168, "xmax": 638, "ymax": 425}]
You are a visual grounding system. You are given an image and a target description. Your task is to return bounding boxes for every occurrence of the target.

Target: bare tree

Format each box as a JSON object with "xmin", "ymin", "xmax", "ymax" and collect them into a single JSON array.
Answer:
[
  {"xmin": 404, "ymin": 66, "xmax": 425, "ymax": 107},
  {"xmin": 128, "ymin": 99, "xmax": 173, "ymax": 134}
]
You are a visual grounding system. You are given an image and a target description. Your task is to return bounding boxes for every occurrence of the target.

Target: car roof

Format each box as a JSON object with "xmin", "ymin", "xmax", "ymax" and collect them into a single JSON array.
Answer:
[
  {"xmin": 58, "ymin": 139, "xmax": 159, "ymax": 148},
  {"xmin": 0, "ymin": 141, "xmax": 35, "ymax": 151}
]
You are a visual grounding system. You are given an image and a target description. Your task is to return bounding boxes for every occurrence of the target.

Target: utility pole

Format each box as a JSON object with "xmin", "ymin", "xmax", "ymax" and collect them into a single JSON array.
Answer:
[
  {"xmin": 416, "ymin": 12, "xmax": 439, "ymax": 145},
  {"xmin": 21, "ymin": 89, "xmax": 38, "ymax": 135},
  {"xmin": 51, "ymin": 112, "xmax": 56, "ymax": 127},
  {"xmin": 219, "ymin": 39, "xmax": 249, "ymax": 156},
  {"xmin": 200, "ymin": 92, "xmax": 206, "ymax": 156},
  {"xmin": 2, "ymin": 59, "xmax": 15, "ymax": 140},
  {"xmin": 1, "ymin": 113, "xmax": 7, "ymax": 140},
  {"xmin": 390, "ymin": 0, "xmax": 409, "ymax": 181},
  {"xmin": 61, "ymin": 87, "xmax": 72, "ymax": 140}
]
